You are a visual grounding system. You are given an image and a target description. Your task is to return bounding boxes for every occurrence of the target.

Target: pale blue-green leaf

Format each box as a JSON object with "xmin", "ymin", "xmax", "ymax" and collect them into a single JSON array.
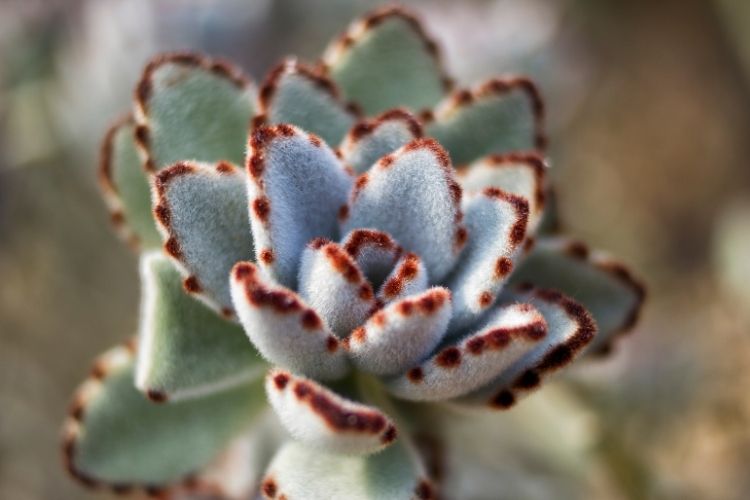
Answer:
[
  {"xmin": 341, "ymin": 229, "xmax": 402, "ymax": 290},
  {"xmin": 378, "ymin": 253, "xmax": 428, "ymax": 304}
]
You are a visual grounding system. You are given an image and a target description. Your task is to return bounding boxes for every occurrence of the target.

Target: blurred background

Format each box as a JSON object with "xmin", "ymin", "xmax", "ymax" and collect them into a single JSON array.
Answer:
[{"xmin": 1, "ymin": 0, "xmax": 749, "ymax": 498}]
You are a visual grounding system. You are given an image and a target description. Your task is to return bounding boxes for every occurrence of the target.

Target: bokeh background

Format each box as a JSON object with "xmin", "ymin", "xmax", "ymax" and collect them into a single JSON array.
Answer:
[{"xmin": 2, "ymin": 0, "xmax": 750, "ymax": 498}]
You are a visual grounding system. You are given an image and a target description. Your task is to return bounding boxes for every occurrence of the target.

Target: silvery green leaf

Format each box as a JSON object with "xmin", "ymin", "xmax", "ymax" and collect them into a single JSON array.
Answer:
[
  {"xmin": 62, "ymin": 342, "xmax": 266, "ymax": 491},
  {"xmin": 136, "ymin": 252, "xmax": 264, "ymax": 402},
  {"xmin": 260, "ymin": 440, "xmax": 433, "ymax": 500},
  {"xmin": 347, "ymin": 288, "xmax": 452, "ymax": 377},
  {"xmin": 298, "ymin": 240, "xmax": 376, "ymax": 338},
  {"xmin": 98, "ymin": 114, "xmax": 161, "ymax": 249},
  {"xmin": 341, "ymin": 138, "xmax": 465, "ymax": 283},
  {"xmin": 322, "ymin": 6, "xmax": 451, "ymax": 115},
  {"xmin": 134, "ymin": 52, "xmax": 254, "ymax": 171},
  {"xmin": 425, "ymin": 78, "xmax": 545, "ymax": 166},
  {"xmin": 378, "ymin": 253, "xmax": 428, "ymax": 304},
  {"xmin": 460, "ymin": 152, "xmax": 548, "ymax": 231},
  {"xmin": 152, "ymin": 161, "xmax": 253, "ymax": 317},
  {"xmin": 341, "ymin": 229, "xmax": 403, "ymax": 288},
  {"xmin": 230, "ymin": 262, "xmax": 349, "ymax": 380},
  {"xmin": 385, "ymin": 303, "xmax": 546, "ymax": 401},
  {"xmin": 265, "ymin": 369, "xmax": 397, "ymax": 455},
  {"xmin": 247, "ymin": 124, "xmax": 353, "ymax": 289},
  {"xmin": 454, "ymin": 286, "xmax": 596, "ymax": 409},
  {"xmin": 256, "ymin": 59, "xmax": 357, "ymax": 146},
  {"xmin": 446, "ymin": 189, "xmax": 530, "ymax": 334},
  {"xmin": 510, "ymin": 237, "xmax": 646, "ymax": 354},
  {"xmin": 339, "ymin": 109, "xmax": 423, "ymax": 174}
]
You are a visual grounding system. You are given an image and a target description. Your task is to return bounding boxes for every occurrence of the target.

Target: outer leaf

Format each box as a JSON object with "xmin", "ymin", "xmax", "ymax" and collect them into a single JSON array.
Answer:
[
  {"xmin": 460, "ymin": 152, "xmax": 548, "ymax": 231},
  {"xmin": 341, "ymin": 138, "xmax": 466, "ymax": 282},
  {"xmin": 255, "ymin": 59, "xmax": 358, "ymax": 146},
  {"xmin": 62, "ymin": 342, "xmax": 266, "ymax": 492},
  {"xmin": 265, "ymin": 369, "xmax": 397, "ymax": 455},
  {"xmin": 378, "ymin": 253, "xmax": 428, "ymax": 304},
  {"xmin": 152, "ymin": 161, "xmax": 253, "ymax": 317},
  {"xmin": 134, "ymin": 52, "xmax": 255, "ymax": 171},
  {"xmin": 347, "ymin": 288, "xmax": 452, "ymax": 377},
  {"xmin": 136, "ymin": 252, "xmax": 264, "ymax": 402},
  {"xmin": 455, "ymin": 286, "xmax": 596, "ymax": 410},
  {"xmin": 385, "ymin": 303, "xmax": 547, "ymax": 401},
  {"xmin": 510, "ymin": 237, "xmax": 646, "ymax": 353},
  {"xmin": 446, "ymin": 188, "xmax": 529, "ymax": 334},
  {"xmin": 341, "ymin": 229, "xmax": 403, "ymax": 288},
  {"xmin": 322, "ymin": 6, "xmax": 451, "ymax": 115},
  {"xmin": 425, "ymin": 78, "xmax": 545, "ymax": 166},
  {"xmin": 230, "ymin": 262, "xmax": 349, "ymax": 380},
  {"xmin": 260, "ymin": 441, "xmax": 434, "ymax": 500},
  {"xmin": 339, "ymin": 109, "xmax": 423, "ymax": 174},
  {"xmin": 298, "ymin": 240, "xmax": 376, "ymax": 338},
  {"xmin": 98, "ymin": 114, "xmax": 161, "ymax": 249},
  {"xmin": 247, "ymin": 124, "xmax": 353, "ymax": 288}
]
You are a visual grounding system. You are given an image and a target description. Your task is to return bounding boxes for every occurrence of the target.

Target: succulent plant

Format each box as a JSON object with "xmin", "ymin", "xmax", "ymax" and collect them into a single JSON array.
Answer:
[{"xmin": 64, "ymin": 6, "xmax": 646, "ymax": 499}]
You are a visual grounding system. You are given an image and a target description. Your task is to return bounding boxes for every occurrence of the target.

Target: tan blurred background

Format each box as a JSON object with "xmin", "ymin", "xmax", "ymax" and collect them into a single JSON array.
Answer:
[{"xmin": 1, "ymin": 0, "xmax": 749, "ymax": 498}]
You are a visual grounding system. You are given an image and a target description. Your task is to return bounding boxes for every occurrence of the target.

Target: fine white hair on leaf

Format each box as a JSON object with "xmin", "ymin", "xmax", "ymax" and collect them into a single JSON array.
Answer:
[
  {"xmin": 297, "ymin": 240, "xmax": 376, "ymax": 338},
  {"xmin": 378, "ymin": 252, "xmax": 428, "ymax": 304},
  {"xmin": 342, "ymin": 137, "xmax": 465, "ymax": 283},
  {"xmin": 347, "ymin": 287, "xmax": 452, "ymax": 377},
  {"xmin": 265, "ymin": 369, "xmax": 398, "ymax": 455},
  {"xmin": 230, "ymin": 261, "xmax": 350, "ymax": 381},
  {"xmin": 340, "ymin": 229, "xmax": 403, "ymax": 289},
  {"xmin": 247, "ymin": 124, "xmax": 353, "ymax": 289},
  {"xmin": 384, "ymin": 302, "xmax": 547, "ymax": 401}
]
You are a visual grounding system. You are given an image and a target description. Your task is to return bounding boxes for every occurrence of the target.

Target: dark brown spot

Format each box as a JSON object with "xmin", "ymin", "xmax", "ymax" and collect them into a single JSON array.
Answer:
[
  {"xmin": 454, "ymin": 226, "xmax": 468, "ymax": 250},
  {"xmin": 323, "ymin": 244, "xmax": 363, "ymax": 283},
  {"xmin": 147, "ymin": 389, "xmax": 168, "ymax": 403},
  {"xmin": 262, "ymin": 477, "xmax": 277, "ymax": 498},
  {"xmin": 352, "ymin": 326, "xmax": 367, "ymax": 343},
  {"xmin": 436, "ymin": 347, "xmax": 461, "ymax": 368},
  {"xmin": 215, "ymin": 161, "xmax": 234, "ymax": 174},
  {"xmin": 248, "ymin": 153, "xmax": 265, "ymax": 178},
  {"xmin": 343, "ymin": 229, "xmax": 399, "ymax": 257},
  {"xmin": 252, "ymin": 197, "xmax": 271, "ymax": 222},
  {"xmin": 153, "ymin": 203, "xmax": 171, "ymax": 227},
  {"xmin": 415, "ymin": 480, "xmax": 435, "ymax": 500},
  {"xmin": 183, "ymin": 276, "xmax": 202, "ymax": 293},
  {"xmin": 404, "ymin": 137, "xmax": 451, "ymax": 169},
  {"xmin": 273, "ymin": 373, "xmax": 290, "ymax": 390},
  {"xmin": 491, "ymin": 390, "xmax": 516, "ymax": 409},
  {"xmin": 494, "ymin": 257, "xmax": 513, "ymax": 278},
  {"xmin": 372, "ymin": 311, "xmax": 387, "ymax": 327},
  {"xmin": 566, "ymin": 241, "xmax": 589, "ymax": 259},
  {"xmin": 276, "ymin": 123, "xmax": 295, "ymax": 137},
  {"xmin": 353, "ymin": 174, "xmax": 369, "ymax": 199},
  {"xmin": 326, "ymin": 335, "xmax": 339, "ymax": 352},
  {"xmin": 233, "ymin": 262, "xmax": 255, "ymax": 279},
  {"xmin": 260, "ymin": 249, "xmax": 275, "ymax": 264},
  {"xmin": 220, "ymin": 307, "xmax": 233, "ymax": 318},
  {"xmin": 379, "ymin": 154, "xmax": 395, "ymax": 168},
  {"xmin": 381, "ymin": 253, "xmax": 420, "ymax": 298},
  {"xmin": 381, "ymin": 425, "xmax": 398, "ymax": 444},
  {"xmin": 478, "ymin": 291, "xmax": 493, "ymax": 308},
  {"xmin": 164, "ymin": 237, "xmax": 183, "ymax": 259},
  {"xmin": 397, "ymin": 300, "xmax": 415, "ymax": 316},
  {"xmin": 358, "ymin": 284, "xmax": 374, "ymax": 301},
  {"xmin": 453, "ymin": 89, "xmax": 473, "ymax": 105},
  {"xmin": 309, "ymin": 134, "xmax": 323, "ymax": 147},
  {"xmin": 309, "ymin": 237, "xmax": 331, "ymax": 250},
  {"xmin": 407, "ymin": 367, "xmax": 424, "ymax": 383},
  {"xmin": 301, "ymin": 309, "xmax": 323, "ymax": 330},
  {"xmin": 514, "ymin": 370, "xmax": 541, "ymax": 390},
  {"xmin": 292, "ymin": 381, "xmax": 387, "ymax": 434}
]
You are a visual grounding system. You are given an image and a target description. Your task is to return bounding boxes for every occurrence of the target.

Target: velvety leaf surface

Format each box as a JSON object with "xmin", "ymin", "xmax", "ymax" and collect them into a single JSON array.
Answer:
[
  {"xmin": 99, "ymin": 114, "xmax": 161, "ymax": 249},
  {"xmin": 152, "ymin": 161, "xmax": 253, "ymax": 317},
  {"xmin": 298, "ymin": 240, "xmax": 376, "ymax": 338},
  {"xmin": 460, "ymin": 152, "xmax": 548, "ymax": 231},
  {"xmin": 134, "ymin": 53, "xmax": 254, "ymax": 171},
  {"xmin": 230, "ymin": 262, "xmax": 349, "ymax": 380},
  {"xmin": 341, "ymin": 229, "xmax": 403, "ymax": 289},
  {"xmin": 265, "ymin": 369, "xmax": 397, "ymax": 455},
  {"xmin": 347, "ymin": 288, "xmax": 452, "ymax": 377},
  {"xmin": 378, "ymin": 253, "xmax": 428, "ymax": 304},
  {"xmin": 425, "ymin": 78, "xmax": 545, "ymax": 166},
  {"xmin": 455, "ymin": 286, "xmax": 596, "ymax": 410},
  {"xmin": 342, "ymin": 138, "xmax": 465, "ymax": 282},
  {"xmin": 260, "ymin": 440, "xmax": 433, "ymax": 500},
  {"xmin": 446, "ymin": 189, "xmax": 529, "ymax": 334},
  {"xmin": 339, "ymin": 109, "xmax": 423, "ymax": 174},
  {"xmin": 62, "ymin": 343, "xmax": 266, "ymax": 490},
  {"xmin": 385, "ymin": 303, "xmax": 547, "ymax": 401},
  {"xmin": 256, "ymin": 59, "xmax": 357, "ymax": 146},
  {"xmin": 247, "ymin": 124, "xmax": 353, "ymax": 288},
  {"xmin": 323, "ymin": 6, "xmax": 450, "ymax": 115},
  {"xmin": 510, "ymin": 237, "xmax": 646, "ymax": 353},
  {"xmin": 136, "ymin": 253, "xmax": 264, "ymax": 402}
]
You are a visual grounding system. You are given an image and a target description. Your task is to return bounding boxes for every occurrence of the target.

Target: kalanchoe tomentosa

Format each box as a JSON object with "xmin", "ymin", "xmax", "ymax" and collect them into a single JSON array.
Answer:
[{"xmin": 65, "ymin": 6, "xmax": 646, "ymax": 499}]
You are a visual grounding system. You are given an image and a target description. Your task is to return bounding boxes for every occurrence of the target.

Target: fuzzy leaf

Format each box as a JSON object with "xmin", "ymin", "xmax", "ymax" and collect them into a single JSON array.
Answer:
[
  {"xmin": 339, "ymin": 109, "xmax": 423, "ymax": 174},
  {"xmin": 265, "ymin": 369, "xmax": 397, "ymax": 455},
  {"xmin": 446, "ymin": 189, "xmax": 529, "ymax": 334},
  {"xmin": 460, "ymin": 152, "xmax": 548, "ymax": 231},
  {"xmin": 341, "ymin": 229, "xmax": 403, "ymax": 289},
  {"xmin": 260, "ymin": 440, "xmax": 433, "ymax": 500},
  {"xmin": 342, "ymin": 138, "xmax": 465, "ymax": 282},
  {"xmin": 247, "ymin": 125, "xmax": 353, "ymax": 288},
  {"xmin": 230, "ymin": 262, "xmax": 349, "ymax": 380},
  {"xmin": 298, "ymin": 240, "xmax": 376, "ymax": 338},
  {"xmin": 385, "ymin": 303, "xmax": 547, "ymax": 401},
  {"xmin": 322, "ymin": 6, "xmax": 450, "ymax": 115},
  {"xmin": 256, "ymin": 59, "xmax": 357, "ymax": 146},
  {"xmin": 152, "ymin": 161, "xmax": 253, "ymax": 317},
  {"xmin": 426, "ymin": 78, "xmax": 545, "ymax": 166},
  {"xmin": 134, "ymin": 53, "xmax": 254, "ymax": 171},
  {"xmin": 347, "ymin": 288, "xmax": 452, "ymax": 377},
  {"xmin": 455, "ymin": 286, "xmax": 596, "ymax": 409},
  {"xmin": 99, "ymin": 114, "xmax": 161, "ymax": 249},
  {"xmin": 510, "ymin": 237, "xmax": 646, "ymax": 353},
  {"xmin": 62, "ymin": 343, "xmax": 265, "ymax": 490},
  {"xmin": 378, "ymin": 253, "xmax": 428, "ymax": 304},
  {"xmin": 136, "ymin": 253, "xmax": 264, "ymax": 402}
]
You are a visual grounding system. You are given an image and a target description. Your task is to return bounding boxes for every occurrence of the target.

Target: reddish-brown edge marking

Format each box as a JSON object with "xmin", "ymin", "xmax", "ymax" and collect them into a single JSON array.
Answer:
[
  {"xmin": 261, "ymin": 477, "xmax": 277, "ymax": 498},
  {"xmin": 393, "ymin": 288, "xmax": 449, "ymax": 317},
  {"xmin": 482, "ymin": 187, "xmax": 529, "ymax": 248},
  {"xmin": 415, "ymin": 479, "xmax": 436, "ymax": 499},
  {"xmin": 483, "ymin": 151, "xmax": 548, "ymax": 215},
  {"xmin": 343, "ymin": 229, "xmax": 401, "ymax": 259},
  {"xmin": 321, "ymin": 6, "xmax": 454, "ymax": 93},
  {"xmin": 381, "ymin": 253, "xmax": 421, "ymax": 299},
  {"xmin": 345, "ymin": 108, "xmax": 424, "ymax": 145}
]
